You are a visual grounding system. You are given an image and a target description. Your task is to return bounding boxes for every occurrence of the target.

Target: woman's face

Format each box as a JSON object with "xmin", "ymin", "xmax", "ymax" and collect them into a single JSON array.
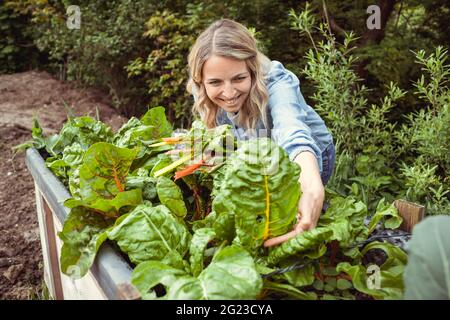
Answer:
[{"xmin": 202, "ymin": 55, "xmax": 252, "ymax": 113}]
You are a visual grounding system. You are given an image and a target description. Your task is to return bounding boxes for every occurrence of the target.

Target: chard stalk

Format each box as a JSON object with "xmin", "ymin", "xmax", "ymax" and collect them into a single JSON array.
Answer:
[{"xmin": 153, "ymin": 154, "xmax": 192, "ymax": 177}]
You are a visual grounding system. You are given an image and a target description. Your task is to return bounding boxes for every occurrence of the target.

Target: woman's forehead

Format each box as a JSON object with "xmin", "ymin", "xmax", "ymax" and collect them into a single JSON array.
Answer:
[{"xmin": 203, "ymin": 55, "xmax": 249, "ymax": 79}]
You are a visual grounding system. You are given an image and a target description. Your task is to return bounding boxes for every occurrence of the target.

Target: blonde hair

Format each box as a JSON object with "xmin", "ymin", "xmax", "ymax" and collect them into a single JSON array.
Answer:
[{"xmin": 187, "ymin": 19, "xmax": 271, "ymax": 130}]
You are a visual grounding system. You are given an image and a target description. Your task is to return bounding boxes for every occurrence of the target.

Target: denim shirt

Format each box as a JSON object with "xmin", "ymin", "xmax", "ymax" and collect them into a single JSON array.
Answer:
[{"xmin": 194, "ymin": 60, "xmax": 333, "ymax": 174}]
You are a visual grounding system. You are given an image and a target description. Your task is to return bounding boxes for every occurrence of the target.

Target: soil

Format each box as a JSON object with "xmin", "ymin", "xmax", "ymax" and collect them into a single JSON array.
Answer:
[{"xmin": 0, "ymin": 71, "xmax": 126, "ymax": 299}]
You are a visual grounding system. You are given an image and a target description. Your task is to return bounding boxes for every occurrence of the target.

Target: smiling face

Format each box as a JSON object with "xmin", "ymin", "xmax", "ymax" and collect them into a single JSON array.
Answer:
[{"xmin": 202, "ymin": 55, "xmax": 252, "ymax": 113}]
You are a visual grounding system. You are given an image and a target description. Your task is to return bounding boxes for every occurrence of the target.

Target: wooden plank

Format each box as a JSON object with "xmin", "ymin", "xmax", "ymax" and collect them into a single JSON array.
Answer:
[
  {"xmin": 34, "ymin": 185, "xmax": 55, "ymax": 299},
  {"xmin": 116, "ymin": 283, "xmax": 141, "ymax": 300},
  {"xmin": 42, "ymin": 198, "xmax": 65, "ymax": 300},
  {"xmin": 394, "ymin": 199, "xmax": 425, "ymax": 233}
]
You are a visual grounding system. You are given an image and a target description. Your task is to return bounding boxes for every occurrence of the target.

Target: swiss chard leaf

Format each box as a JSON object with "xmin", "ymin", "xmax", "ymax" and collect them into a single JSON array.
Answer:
[
  {"xmin": 58, "ymin": 206, "xmax": 114, "ymax": 279},
  {"xmin": 107, "ymin": 205, "xmax": 191, "ymax": 269},
  {"xmin": 212, "ymin": 138, "xmax": 300, "ymax": 253},
  {"xmin": 49, "ymin": 116, "xmax": 114, "ymax": 156},
  {"xmin": 78, "ymin": 142, "xmax": 138, "ymax": 202},
  {"xmin": 156, "ymin": 176, "xmax": 187, "ymax": 219},
  {"xmin": 337, "ymin": 241, "xmax": 407, "ymax": 299},
  {"xmin": 131, "ymin": 245, "xmax": 262, "ymax": 300},
  {"xmin": 263, "ymin": 280, "xmax": 317, "ymax": 300},
  {"xmin": 268, "ymin": 227, "xmax": 334, "ymax": 265},
  {"xmin": 64, "ymin": 189, "xmax": 142, "ymax": 218},
  {"xmin": 189, "ymin": 228, "xmax": 216, "ymax": 277},
  {"xmin": 126, "ymin": 169, "xmax": 158, "ymax": 201},
  {"xmin": 140, "ymin": 106, "xmax": 173, "ymax": 139}
]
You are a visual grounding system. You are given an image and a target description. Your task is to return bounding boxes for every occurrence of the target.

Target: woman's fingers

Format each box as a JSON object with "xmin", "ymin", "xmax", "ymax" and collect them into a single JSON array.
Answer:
[{"xmin": 263, "ymin": 223, "xmax": 308, "ymax": 247}]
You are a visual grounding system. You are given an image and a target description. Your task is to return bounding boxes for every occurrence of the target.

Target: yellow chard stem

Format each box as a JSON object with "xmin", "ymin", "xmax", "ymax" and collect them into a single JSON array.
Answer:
[{"xmin": 153, "ymin": 154, "xmax": 192, "ymax": 177}]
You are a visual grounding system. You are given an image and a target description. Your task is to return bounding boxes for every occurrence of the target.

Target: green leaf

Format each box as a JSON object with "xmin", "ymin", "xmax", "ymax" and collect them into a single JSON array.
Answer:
[
  {"xmin": 337, "ymin": 241, "xmax": 406, "ymax": 300},
  {"xmin": 404, "ymin": 215, "xmax": 450, "ymax": 299},
  {"xmin": 337, "ymin": 279, "xmax": 353, "ymax": 290},
  {"xmin": 132, "ymin": 262, "xmax": 186, "ymax": 300},
  {"xmin": 212, "ymin": 138, "xmax": 300, "ymax": 252},
  {"xmin": 49, "ymin": 117, "xmax": 113, "ymax": 156},
  {"xmin": 156, "ymin": 176, "xmax": 187, "ymax": 218},
  {"xmin": 268, "ymin": 227, "xmax": 333, "ymax": 265},
  {"xmin": 139, "ymin": 106, "xmax": 173, "ymax": 139},
  {"xmin": 64, "ymin": 189, "xmax": 142, "ymax": 218},
  {"xmin": 132, "ymin": 245, "xmax": 262, "ymax": 300},
  {"xmin": 282, "ymin": 263, "xmax": 315, "ymax": 288},
  {"xmin": 267, "ymin": 194, "xmax": 373, "ymax": 264},
  {"xmin": 107, "ymin": 205, "xmax": 190, "ymax": 268},
  {"xmin": 58, "ymin": 207, "xmax": 114, "ymax": 279},
  {"xmin": 263, "ymin": 280, "xmax": 317, "ymax": 300},
  {"xmin": 126, "ymin": 172, "xmax": 158, "ymax": 201},
  {"xmin": 313, "ymin": 279, "xmax": 324, "ymax": 290},
  {"xmin": 368, "ymin": 198, "xmax": 403, "ymax": 233},
  {"xmin": 150, "ymin": 154, "xmax": 173, "ymax": 177},
  {"xmin": 189, "ymin": 228, "xmax": 216, "ymax": 277},
  {"xmin": 79, "ymin": 142, "xmax": 138, "ymax": 203}
]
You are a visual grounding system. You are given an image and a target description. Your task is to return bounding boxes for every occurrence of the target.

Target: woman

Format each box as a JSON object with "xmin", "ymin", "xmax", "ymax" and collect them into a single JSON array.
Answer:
[{"xmin": 186, "ymin": 19, "xmax": 335, "ymax": 247}]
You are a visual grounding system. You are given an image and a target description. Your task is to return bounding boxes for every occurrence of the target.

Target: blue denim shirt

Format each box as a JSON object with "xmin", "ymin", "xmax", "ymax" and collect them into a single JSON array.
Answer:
[{"xmin": 194, "ymin": 60, "xmax": 333, "ymax": 174}]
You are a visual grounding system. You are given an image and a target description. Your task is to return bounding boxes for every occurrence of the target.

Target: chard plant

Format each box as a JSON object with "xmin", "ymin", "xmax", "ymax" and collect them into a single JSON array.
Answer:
[{"xmin": 22, "ymin": 107, "xmax": 409, "ymax": 300}]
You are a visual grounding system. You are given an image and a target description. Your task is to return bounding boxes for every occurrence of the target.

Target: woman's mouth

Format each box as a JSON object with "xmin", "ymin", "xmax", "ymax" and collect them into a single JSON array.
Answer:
[{"xmin": 219, "ymin": 94, "xmax": 241, "ymax": 105}]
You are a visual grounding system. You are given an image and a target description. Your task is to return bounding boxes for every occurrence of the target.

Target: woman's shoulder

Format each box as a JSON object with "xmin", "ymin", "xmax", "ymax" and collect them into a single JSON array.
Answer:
[{"xmin": 264, "ymin": 60, "xmax": 300, "ymax": 90}]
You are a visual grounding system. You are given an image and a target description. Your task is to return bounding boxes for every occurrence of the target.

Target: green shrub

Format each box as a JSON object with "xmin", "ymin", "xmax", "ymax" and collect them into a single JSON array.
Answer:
[
  {"xmin": 290, "ymin": 5, "xmax": 449, "ymax": 215},
  {"xmin": 0, "ymin": 3, "xmax": 42, "ymax": 73},
  {"xmin": 125, "ymin": 4, "xmax": 215, "ymax": 127}
]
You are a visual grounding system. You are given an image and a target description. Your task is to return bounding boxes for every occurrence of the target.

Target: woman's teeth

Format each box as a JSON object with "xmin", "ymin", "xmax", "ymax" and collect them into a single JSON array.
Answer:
[{"xmin": 223, "ymin": 95, "xmax": 239, "ymax": 105}]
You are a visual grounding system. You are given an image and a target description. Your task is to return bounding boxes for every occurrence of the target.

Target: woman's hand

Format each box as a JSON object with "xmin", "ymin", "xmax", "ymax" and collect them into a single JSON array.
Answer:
[{"xmin": 264, "ymin": 151, "xmax": 324, "ymax": 247}]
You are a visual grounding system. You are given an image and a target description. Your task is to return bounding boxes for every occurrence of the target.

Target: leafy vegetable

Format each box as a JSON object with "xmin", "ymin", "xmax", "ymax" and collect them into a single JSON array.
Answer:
[
  {"xmin": 107, "ymin": 205, "xmax": 191, "ymax": 269},
  {"xmin": 131, "ymin": 245, "xmax": 262, "ymax": 300},
  {"xmin": 189, "ymin": 228, "xmax": 216, "ymax": 277},
  {"xmin": 58, "ymin": 206, "xmax": 114, "ymax": 279},
  {"xmin": 156, "ymin": 176, "xmax": 187, "ymax": 218},
  {"xmin": 403, "ymin": 215, "xmax": 450, "ymax": 299},
  {"xmin": 212, "ymin": 138, "xmax": 301, "ymax": 252},
  {"xmin": 22, "ymin": 109, "xmax": 411, "ymax": 300}
]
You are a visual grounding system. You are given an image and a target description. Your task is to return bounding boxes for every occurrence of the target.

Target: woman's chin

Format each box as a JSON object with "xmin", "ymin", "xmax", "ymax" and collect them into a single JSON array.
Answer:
[{"xmin": 219, "ymin": 103, "xmax": 242, "ymax": 113}]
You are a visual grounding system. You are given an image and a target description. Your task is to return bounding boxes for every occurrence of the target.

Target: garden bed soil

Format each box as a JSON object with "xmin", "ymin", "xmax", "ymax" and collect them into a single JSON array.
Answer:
[{"xmin": 0, "ymin": 71, "xmax": 126, "ymax": 299}]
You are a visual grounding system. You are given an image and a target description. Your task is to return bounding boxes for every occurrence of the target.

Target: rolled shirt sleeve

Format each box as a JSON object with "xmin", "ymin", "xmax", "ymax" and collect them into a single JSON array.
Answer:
[{"xmin": 267, "ymin": 63, "xmax": 324, "ymax": 173}]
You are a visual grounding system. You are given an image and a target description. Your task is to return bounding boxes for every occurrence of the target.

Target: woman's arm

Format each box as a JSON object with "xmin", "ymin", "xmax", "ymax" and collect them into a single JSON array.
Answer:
[
  {"xmin": 294, "ymin": 151, "xmax": 324, "ymax": 230},
  {"xmin": 262, "ymin": 61, "xmax": 327, "ymax": 247},
  {"xmin": 263, "ymin": 151, "xmax": 324, "ymax": 247}
]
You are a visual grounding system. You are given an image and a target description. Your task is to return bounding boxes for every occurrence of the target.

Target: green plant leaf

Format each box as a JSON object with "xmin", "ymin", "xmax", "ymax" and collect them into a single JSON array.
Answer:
[
  {"xmin": 78, "ymin": 142, "xmax": 138, "ymax": 203},
  {"xmin": 189, "ymin": 228, "xmax": 216, "ymax": 277},
  {"xmin": 107, "ymin": 204, "xmax": 190, "ymax": 268},
  {"xmin": 156, "ymin": 176, "xmax": 187, "ymax": 218},
  {"xmin": 403, "ymin": 216, "xmax": 450, "ymax": 299},
  {"xmin": 368, "ymin": 198, "xmax": 403, "ymax": 233},
  {"xmin": 64, "ymin": 189, "xmax": 142, "ymax": 218},
  {"xmin": 212, "ymin": 138, "xmax": 300, "ymax": 252},
  {"xmin": 58, "ymin": 206, "xmax": 114, "ymax": 279},
  {"xmin": 139, "ymin": 106, "xmax": 173, "ymax": 139},
  {"xmin": 337, "ymin": 241, "xmax": 406, "ymax": 300},
  {"xmin": 132, "ymin": 245, "xmax": 262, "ymax": 300},
  {"xmin": 263, "ymin": 280, "xmax": 317, "ymax": 300},
  {"xmin": 48, "ymin": 117, "xmax": 114, "ymax": 157},
  {"xmin": 268, "ymin": 227, "xmax": 333, "ymax": 265},
  {"xmin": 281, "ymin": 263, "xmax": 315, "ymax": 288}
]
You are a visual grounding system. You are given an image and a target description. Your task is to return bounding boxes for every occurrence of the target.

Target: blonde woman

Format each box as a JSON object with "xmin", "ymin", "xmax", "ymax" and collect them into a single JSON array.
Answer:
[{"xmin": 187, "ymin": 19, "xmax": 335, "ymax": 247}]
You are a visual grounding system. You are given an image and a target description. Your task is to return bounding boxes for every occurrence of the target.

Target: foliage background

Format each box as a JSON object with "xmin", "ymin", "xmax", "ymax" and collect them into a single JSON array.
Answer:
[{"xmin": 1, "ymin": 0, "xmax": 449, "ymax": 215}]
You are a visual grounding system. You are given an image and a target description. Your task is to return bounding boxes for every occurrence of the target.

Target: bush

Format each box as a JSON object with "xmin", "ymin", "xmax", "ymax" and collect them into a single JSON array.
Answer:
[
  {"xmin": 290, "ymin": 6, "xmax": 449, "ymax": 215},
  {"xmin": 125, "ymin": 4, "xmax": 216, "ymax": 127},
  {"xmin": 0, "ymin": 3, "xmax": 42, "ymax": 73}
]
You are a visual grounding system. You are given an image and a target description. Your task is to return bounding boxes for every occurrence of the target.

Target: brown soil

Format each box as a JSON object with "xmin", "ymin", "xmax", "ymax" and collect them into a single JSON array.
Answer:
[{"xmin": 0, "ymin": 71, "xmax": 126, "ymax": 299}]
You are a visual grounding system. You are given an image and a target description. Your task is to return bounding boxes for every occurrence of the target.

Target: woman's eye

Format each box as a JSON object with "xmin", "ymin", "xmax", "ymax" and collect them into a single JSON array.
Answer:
[{"xmin": 235, "ymin": 77, "xmax": 246, "ymax": 81}]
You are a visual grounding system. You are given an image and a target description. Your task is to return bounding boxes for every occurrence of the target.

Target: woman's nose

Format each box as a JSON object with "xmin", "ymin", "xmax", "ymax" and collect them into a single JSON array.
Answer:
[{"xmin": 222, "ymin": 83, "xmax": 237, "ymax": 98}]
